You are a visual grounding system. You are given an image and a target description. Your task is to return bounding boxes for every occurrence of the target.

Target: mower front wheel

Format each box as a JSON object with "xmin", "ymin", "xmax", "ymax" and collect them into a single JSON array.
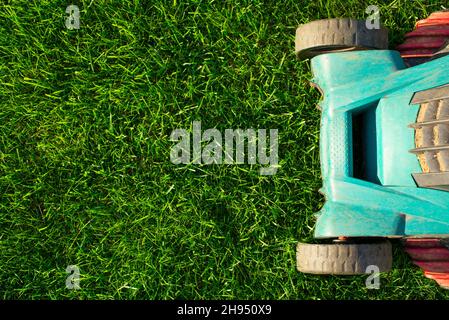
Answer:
[
  {"xmin": 295, "ymin": 18, "xmax": 389, "ymax": 60},
  {"xmin": 296, "ymin": 241, "xmax": 392, "ymax": 275}
]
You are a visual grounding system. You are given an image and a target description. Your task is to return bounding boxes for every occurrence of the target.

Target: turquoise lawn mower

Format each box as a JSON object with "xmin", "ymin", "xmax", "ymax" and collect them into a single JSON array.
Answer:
[{"xmin": 295, "ymin": 11, "xmax": 449, "ymax": 288}]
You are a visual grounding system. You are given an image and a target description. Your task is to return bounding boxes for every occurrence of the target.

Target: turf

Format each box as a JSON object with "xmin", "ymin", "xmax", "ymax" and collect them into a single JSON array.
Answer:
[{"xmin": 1, "ymin": 0, "xmax": 449, "ymax": 299}]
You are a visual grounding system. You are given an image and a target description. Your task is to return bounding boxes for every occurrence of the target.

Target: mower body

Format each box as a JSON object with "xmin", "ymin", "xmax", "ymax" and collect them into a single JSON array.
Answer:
[{"xmin": 313, "ymin": 50, "xmax": 449, "ymax": 238}]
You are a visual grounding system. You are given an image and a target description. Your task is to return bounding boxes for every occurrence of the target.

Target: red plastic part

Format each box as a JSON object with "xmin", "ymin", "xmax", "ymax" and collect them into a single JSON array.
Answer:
[
  {"xmin": 405, "ymin": 247, "xmax": 449, "ymax": 261},
  {"xmin": 416, "ymin": 11, "xmax": 449, "ymax": 27},
  {"xmin": 404, "ymin": 238, "xmax": 449, "ymax": 288},
  {"xmin": 412, "ymin": 261, "xmax": 449, "ymax": 273},
  {"xmin": 423, "ymin": 272, "xmax": 449, "ymax": 289},
  {"xmin": 396, "ymin": 11, "xmax": 449, "ymax": 58},
  {"xmin": 404, "ymin": 238, "xmax": 441, "ymax": 247}
]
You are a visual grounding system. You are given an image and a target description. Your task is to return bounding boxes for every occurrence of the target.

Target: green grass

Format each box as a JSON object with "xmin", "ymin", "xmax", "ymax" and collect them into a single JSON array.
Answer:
[{"xmin": 1, "ymin": 0, "xmax": 449, "ymax": 299}]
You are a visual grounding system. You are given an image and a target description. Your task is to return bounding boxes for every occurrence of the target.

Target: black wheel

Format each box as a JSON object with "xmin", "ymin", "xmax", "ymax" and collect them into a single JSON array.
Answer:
[
  {"xmin": 296, "ymin": 241, "xmax": 392, "ymax": 275},
  {"xmin": 295, "ymin": 18, "xmax": 389, "ymax": 60}
]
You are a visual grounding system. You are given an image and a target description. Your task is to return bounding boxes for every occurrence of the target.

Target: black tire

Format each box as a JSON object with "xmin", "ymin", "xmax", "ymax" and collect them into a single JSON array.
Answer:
[
  {"xmin": 295, "ymin": 18, "xmax": 389, "ymax": 60},
  {"xmin": 296, "ymin": 241, "xmax": 392, "ymax": 275}
]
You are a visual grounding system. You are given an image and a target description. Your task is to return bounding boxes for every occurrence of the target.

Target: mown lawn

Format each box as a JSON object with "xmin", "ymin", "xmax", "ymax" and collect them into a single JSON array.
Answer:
[{"xmin": 1, "ymin": 0, "xmax": 449, "ymax": 299}]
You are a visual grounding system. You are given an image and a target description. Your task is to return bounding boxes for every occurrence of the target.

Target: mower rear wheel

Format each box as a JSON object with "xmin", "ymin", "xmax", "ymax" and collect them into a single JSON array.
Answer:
[
  {"xmin": 295, "ymin": 18, "xmax": 389, "ymax": 60},
  {"xmin": 296, "ymin": 241, "xmax": 392, "ymax": 275}
]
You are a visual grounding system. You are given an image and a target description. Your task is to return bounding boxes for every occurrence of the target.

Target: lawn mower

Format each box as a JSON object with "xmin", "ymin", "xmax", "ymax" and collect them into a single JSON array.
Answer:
[{"xmin": 295, "ymin": 11, "xmax": 449, "ymax": 289}]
